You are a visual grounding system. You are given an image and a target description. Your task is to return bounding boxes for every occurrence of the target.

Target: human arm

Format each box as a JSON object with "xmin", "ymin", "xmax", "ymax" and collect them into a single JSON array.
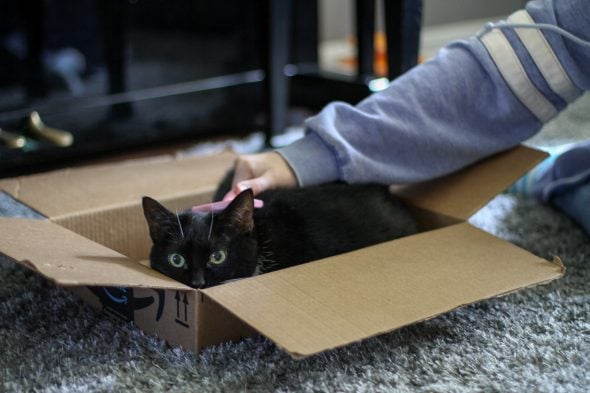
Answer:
[
  {"xmin": 278, "ymin": 0, "xmax": 589, "ymax": 186},
  {"xmin": 225, "ymin": 0, "xmax": 589, "ymax": 197}
]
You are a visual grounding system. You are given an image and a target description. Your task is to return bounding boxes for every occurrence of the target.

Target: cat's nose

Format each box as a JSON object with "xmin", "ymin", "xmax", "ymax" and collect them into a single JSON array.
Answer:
[
  {"xmin": 190, "ymin": 277, "xmax": 206, "ymax": 288},
  {"xmin": 190, "ymin": 271, "xmax": 206, "ymax": 288}
]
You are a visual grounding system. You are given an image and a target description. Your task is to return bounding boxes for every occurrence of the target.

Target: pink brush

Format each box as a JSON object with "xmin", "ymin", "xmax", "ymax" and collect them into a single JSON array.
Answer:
[{"xmin": 191, "ymin": 199, "xmax": 264, "ymax": 213}]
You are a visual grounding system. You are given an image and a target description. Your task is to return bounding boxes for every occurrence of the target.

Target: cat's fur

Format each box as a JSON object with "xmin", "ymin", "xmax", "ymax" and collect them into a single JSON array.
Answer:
[{"xmin": 142, "ymin": 174, "xmax": 418, "ymax": 288}]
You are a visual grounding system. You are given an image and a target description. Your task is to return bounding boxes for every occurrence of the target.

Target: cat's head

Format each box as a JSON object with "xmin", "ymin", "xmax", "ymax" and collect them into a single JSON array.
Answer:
[{"xmin": 142, "ymin": 190, "xmax": 258, "ymax": 288}]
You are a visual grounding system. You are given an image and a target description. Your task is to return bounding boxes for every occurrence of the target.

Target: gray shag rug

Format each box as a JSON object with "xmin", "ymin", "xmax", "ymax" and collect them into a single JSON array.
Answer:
[
  {"xmin": 1, "ymin": 95, "xmax": 590, "ymax": 392},
  {"xmin": 1, "ymin": 194, "xmax": 589, "ymax": 393}
]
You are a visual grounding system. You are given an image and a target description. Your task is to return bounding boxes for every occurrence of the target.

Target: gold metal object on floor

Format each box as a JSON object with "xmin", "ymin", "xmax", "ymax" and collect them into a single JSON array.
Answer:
[
  {"xmin": 0, "ymin": 128, "xmax": 27, "ymax": 149},
  {"xmin": 28, "ymin": 111, "xmax": 74, "ymax": 147}
]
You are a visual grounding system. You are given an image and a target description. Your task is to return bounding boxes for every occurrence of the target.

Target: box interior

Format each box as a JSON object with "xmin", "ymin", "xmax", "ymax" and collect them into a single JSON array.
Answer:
[
  {"xmin": 0, "ymin": 152, "xmax": 236, "ymax": 262},
  {"xmin": 0, "ymin": 146, "xmax": 547, "ymax": 261}
]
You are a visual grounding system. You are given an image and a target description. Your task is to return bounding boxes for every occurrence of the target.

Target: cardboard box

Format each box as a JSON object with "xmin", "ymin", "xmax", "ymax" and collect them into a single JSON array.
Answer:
[{"xmin": 0, "ymin": 147, "xmax": 564, "ymax": 358}]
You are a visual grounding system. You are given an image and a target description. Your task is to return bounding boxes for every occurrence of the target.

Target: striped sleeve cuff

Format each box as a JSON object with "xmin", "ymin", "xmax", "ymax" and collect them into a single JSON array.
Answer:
[{"xmin": 478, "ymin": 9, "xmax": 582, "ymax": 123}]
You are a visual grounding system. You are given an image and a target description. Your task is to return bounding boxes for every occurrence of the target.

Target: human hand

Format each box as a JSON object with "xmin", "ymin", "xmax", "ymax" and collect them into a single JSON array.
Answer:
[{"xmin": 222, "ymin": 151, "xmax": 298, "ymax": 200}]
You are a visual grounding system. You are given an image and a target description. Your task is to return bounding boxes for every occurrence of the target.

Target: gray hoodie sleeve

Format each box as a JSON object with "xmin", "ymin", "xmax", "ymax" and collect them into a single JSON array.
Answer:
[{"xmin": 278, "ymin": 0, "xmax": 590, "ymax": 186}]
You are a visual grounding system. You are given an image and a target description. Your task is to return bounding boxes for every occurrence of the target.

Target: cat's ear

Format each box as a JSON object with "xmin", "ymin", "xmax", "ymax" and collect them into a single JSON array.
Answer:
[
  {"xmin": 142, "ymin": 196, "xmax": 176, "ymax": 242},
  {"xmin": 222, "ymin": 189, "xmax": 254, "ymax": 233}
]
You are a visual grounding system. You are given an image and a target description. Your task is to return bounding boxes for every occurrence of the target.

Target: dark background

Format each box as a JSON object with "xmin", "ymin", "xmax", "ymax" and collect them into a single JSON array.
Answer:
[
  {"xmin": 0, "ymin": 0, "xmax": 425, "ymax": 178},
  {"xmin": 0, "ymin": 0, "xmax": 276, "ymax": 176}
]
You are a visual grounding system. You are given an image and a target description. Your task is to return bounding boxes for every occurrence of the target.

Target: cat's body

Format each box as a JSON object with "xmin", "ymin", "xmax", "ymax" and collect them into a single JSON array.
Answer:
[{"xmin": 143, "ymin": 174, "xmax": 418, "ymax": 288}]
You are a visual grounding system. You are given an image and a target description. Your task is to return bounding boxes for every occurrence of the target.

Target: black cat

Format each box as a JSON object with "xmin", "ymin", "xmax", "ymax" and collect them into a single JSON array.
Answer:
[{"xmin": 142, "ymin": 176, "xmax": 418, "ymax": 288}]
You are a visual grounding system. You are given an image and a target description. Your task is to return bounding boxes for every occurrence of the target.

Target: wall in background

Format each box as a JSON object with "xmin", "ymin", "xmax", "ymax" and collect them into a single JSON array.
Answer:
[{"xmin": 319, "ymin": 0, "xmax": 529, "ymax": 41}]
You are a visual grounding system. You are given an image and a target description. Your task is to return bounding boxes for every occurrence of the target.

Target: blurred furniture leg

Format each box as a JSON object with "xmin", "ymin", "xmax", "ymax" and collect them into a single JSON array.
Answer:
[
  {"xmin": 21, "ymin": 0, "xmax": 47, "ymax": 99},
  {"xmin": 263, "ymin": 0, "xmax": 422, "ymax": 143},
  {"xmin": 264, "ymin": 0, "xmax": 292, "ymax": 145},
  {"xmin": 355, "ymin": 0, "xmax": 376, "ymax": 81},
  {"xmin": 98, "ymin": 0, "xmax": 133, "ymax": 118},
  {"xmin": 384, "ymin": 0, "xmax": 422, "ymax": 79}
]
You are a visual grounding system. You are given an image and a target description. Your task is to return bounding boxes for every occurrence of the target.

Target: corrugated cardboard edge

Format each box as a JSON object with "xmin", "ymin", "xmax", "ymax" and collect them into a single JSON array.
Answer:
[
  {"xmin": 4, "ymin": 253, "xmax": 196, "ymax": 291},
  {"xmin": 483, "ymin": 256, "xmax": 565, "ymax": 298},
  {"xmin": 325, "ymin": 257, "xmax": 566, "ymax": 362},
  {"xmin": 201, "ymin": 224, "xmax": 565, "ymax": 359},
  {"xmin": 0, "ymin": 217, "xmax": 193, "ymax": 291},
  {"xmin": 395, "ymin": 146, "xmax": 548, "ymax": 221},
  {"xmin": 203, "ymin": 260, "xmax": 564, "ymax": 360},
  {"xmin": 50, "ymin": 186, "xmax": 218, "ymax": 222},
  {"xmin": 0, "ymin": 151, "xmax": 235, "ymax": 220}
]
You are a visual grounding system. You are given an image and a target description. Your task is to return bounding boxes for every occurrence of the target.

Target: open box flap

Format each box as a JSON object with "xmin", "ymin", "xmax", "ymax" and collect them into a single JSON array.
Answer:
[
  {"xmin": 0, "ymin": 217, "xmax": 192, "ymax": 291},
  {"xmin": 0, "ymin": 151, "xmax": 236, "ymax": 219},
  {"xmin": 395, "ymin": 146, "xmax": 548, "ymax": 221},
  {"xmin": 203, "ymin": 223, "xmax": 563, "ymax": 358}
]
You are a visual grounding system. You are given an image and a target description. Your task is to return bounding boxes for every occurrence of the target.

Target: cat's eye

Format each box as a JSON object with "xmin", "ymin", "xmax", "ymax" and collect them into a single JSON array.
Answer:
[
  {"xmin": 168, "ymin": 253, "xmax": 186, "ymax": 268},
  {"xmin": 209, "ymin": 250, "xmax": 227, "ymax": 265}
]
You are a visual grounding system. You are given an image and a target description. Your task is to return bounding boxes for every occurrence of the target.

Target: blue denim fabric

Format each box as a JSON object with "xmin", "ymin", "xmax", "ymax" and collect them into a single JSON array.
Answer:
[
  {"xmin": 553, "ymin": 182, "xmax": 590, "ymax": 234},
  {"xmin": 510, "ymin": 140, "xmax": 590, "ymax": 234},
  {"xmin": 535, "ymin": 141, "xmax": 590, "ymax": 234},
  {"xmin": 532, "ymin": 140, "xmax": 590, "ymax": 202}
]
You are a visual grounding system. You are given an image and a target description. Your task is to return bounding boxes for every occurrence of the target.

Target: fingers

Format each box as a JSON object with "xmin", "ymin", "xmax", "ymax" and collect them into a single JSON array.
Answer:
[
  {"xmin": 222, "ymin": 175, "xmax": 270, "ymax": 201},
  {"xmin": 222, "ymin": 182, "xmax": 249, "ymax": 201},
  {"xmin": 231, "ymin": 155, "xmax": 256, "ymax": 189},
  {"xmin": 236, "ymin": 176, "xmax": 271, "ymax": 197},
  {"xmin": 222, "ymin": 151, "xmax": 297, "ymax": 200},
  {"xmin": 222, "ymin": 155, "xmax": 257, "ymax": 201}
]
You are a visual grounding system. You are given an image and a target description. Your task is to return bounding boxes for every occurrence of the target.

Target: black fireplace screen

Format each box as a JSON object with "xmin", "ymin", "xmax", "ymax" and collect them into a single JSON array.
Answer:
[{"xmin": 0, "ymin": 0, "xmax": 266, "ymax": 176}]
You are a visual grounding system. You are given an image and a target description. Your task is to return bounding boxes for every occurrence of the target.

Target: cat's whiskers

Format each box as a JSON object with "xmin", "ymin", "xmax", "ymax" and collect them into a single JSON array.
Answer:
[
  {"xmin": 220, "ymin": 278, "xmax": 245, "ymax": 284},
  {"xmin": 208, "ymin": 211, "xmax": 214, "ymax": 240},
  {"xmin": 175, "ymin": 209, "xmax": 185, "ymax": 239},
  {"xmin": 255, "ymin": 239, "xmax": 277, "ymax": 274}
]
